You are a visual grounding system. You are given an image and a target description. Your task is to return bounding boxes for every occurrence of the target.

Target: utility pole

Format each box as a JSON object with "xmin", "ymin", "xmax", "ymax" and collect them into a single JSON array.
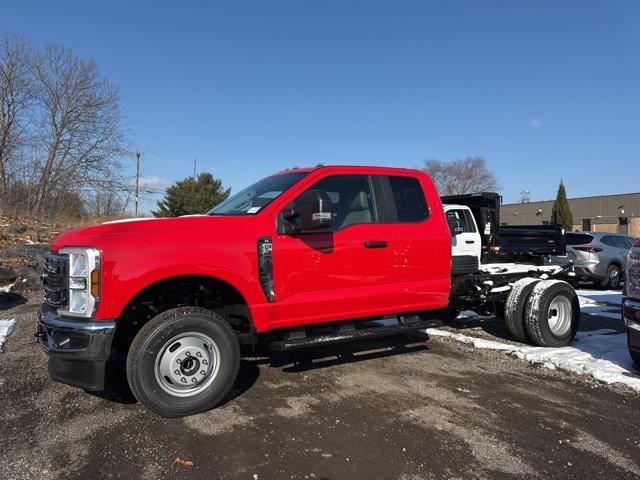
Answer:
[{"xmin": 135, "ymin": 151, "xmax": 141, "ymax": 216}]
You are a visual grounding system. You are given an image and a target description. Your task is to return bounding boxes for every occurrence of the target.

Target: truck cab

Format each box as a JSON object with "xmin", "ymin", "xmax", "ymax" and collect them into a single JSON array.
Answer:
[
  {"xmin": 36, "ymin": 166, "xmax": 452, "ymax": 417},
  {"xmin": 444, "ymin": 204, "xmax": 482, "ymax": 274}
]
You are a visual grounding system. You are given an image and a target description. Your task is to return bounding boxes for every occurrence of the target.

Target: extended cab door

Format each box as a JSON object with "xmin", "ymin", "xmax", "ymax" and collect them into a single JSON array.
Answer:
[
  {"xmin": 270, "ymin": 174, "xmax": 396, "ymax": 328},
  {"xmin": 373, "ymin": 174, "xmax": 451, "ymax": 311}
]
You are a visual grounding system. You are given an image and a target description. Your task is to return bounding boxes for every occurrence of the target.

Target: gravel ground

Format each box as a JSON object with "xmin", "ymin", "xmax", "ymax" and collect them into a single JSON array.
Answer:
[{"xmin": 1, "ymin": 293, "xmax": 639, "ymax": 480}]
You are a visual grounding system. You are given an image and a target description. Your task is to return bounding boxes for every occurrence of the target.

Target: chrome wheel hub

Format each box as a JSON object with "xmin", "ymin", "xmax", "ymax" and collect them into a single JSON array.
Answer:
[
  {"xmin": 154, "ymin": 332, "xmax": 220, "ymax": 397},
  {"xmin": 547, "ymin": 296, "xmax": 572, "ymax": 336}
]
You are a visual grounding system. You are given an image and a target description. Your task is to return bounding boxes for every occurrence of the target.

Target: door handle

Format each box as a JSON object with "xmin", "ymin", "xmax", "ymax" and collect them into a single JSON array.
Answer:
[
  {"xmin": 364, "ymin": 240, "xmax": 388, "ymax": 249},
  {"xmin": 465, "ymin": 240, "xmax": 475, "ymax": 244}
]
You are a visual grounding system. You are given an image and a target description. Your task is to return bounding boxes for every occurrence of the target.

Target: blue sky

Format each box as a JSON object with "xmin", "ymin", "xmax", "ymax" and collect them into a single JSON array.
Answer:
[{"xmin": 3, "ymin": 1, "xmax": 639, "ymax": 212}]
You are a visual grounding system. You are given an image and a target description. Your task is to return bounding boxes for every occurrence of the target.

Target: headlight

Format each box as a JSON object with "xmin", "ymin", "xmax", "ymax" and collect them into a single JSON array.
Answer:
[{"xmin": 59, "ymin": 247, "xmax": 101, "ymax": 317}]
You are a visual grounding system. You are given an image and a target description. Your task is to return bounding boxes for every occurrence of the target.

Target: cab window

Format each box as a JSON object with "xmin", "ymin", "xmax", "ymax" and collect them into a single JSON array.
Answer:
[
  {"xmin": 300, "ymin": 175, "xmax": 374, "ymax": 231},
  {"xmin": 387, "ymin": 176, "xmax": 429, "ymax": 222}
]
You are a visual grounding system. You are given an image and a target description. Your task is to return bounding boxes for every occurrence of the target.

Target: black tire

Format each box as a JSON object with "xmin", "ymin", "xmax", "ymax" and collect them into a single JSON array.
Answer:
[
  {"xmin": 504, "ymin": 278, "xmax": 541, "ymax": 343},
  {"xmin": 126, "ymin": 307, "xmax": 240, "ymax": 418},
  {"xmin": 524, "ymin": 280, "xmax": 580, "ymax": 347},
  {"xmin": 600, "ymin": 264, "xmax": 622, "ymax": 290},
  {"xmin": 628, "ymin": 330, "xmax": 640, "ymax": 367}
]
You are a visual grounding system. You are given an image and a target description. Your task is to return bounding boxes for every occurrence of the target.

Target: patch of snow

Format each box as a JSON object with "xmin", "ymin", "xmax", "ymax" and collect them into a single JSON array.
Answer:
[
  {"xmin": 577, "ymin": 289, "xmax": 622, "ymax": 306},
  {"xmin": 0, "ymin": 319, "xmax": 17, "ymax": 351},
  {"xmin": 426, "ymin": 328, "xmax": 640, "ymax": 392},
  {"xmin": 479, "ymin": 263, "xmax": 563, "ymax": 276},
  {"xmin": 577, "ymin": 289, "xmax": 623, "ymax": 320},
  {"xmin": 21, "ymin": 239, "xmax": 46, "ymax": 245},
  {"xmin": 489, "ymin": 285, "xmax": 511, "ymax": 293},
  {"xmin": 0, "ymin": 283, "xmax": 14, "ymax": 293},
  {"xmin": 583, "ymin": 311, "xmax": 622, "ymax": 320}
]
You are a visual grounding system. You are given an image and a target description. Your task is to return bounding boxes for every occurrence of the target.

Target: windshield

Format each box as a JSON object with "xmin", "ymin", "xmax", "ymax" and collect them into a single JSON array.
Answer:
[{"xmin": 208, "ymin": 171, "xmax": 309, "ymax": 215}]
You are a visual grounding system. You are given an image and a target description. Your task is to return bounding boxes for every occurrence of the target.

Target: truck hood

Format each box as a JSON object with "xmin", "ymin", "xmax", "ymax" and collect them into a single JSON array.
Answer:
[{"xmin": 51, "ymin": 215, "xmax": 233, "ymax": 251}]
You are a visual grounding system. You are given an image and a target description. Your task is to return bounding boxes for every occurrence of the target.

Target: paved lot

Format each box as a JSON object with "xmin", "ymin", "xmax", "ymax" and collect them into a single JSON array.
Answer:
[{"xmin": 1, "ymin": 296, "xmax": 639, "ymax": 480}]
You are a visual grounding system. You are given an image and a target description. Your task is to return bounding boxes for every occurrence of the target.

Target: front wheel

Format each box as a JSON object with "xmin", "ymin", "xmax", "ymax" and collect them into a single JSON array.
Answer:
[{"xmin": 126, "ymin": 307, "xmax": 240, "ymax": 418}]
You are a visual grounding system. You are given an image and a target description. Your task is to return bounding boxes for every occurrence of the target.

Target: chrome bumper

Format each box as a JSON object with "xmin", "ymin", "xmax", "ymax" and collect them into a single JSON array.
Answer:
[{"xmin": 36, "ymin": 307, "xmax": 116, "ymax": 391}]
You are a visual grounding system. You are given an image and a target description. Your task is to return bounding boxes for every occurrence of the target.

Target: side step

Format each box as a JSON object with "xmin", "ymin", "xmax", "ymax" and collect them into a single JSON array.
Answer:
[{"xmin": 270, "ymin": 316, "xmax": 443, "ymax": 351}]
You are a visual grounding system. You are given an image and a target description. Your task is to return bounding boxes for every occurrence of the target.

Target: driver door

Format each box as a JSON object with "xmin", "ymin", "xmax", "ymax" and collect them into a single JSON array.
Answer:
[{"xmin": 270, "ymin": 174, "xmax": 394, "ymax": 328}]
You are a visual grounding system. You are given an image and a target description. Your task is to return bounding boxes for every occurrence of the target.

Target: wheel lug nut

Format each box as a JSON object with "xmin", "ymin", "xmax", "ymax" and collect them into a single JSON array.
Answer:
[
  {"xmin": 176, "ymin": 359, "xmax": 182, "ymax": 364},
  {"xmin": 200, "ymin": 370, "xmax": 206, "ymax": 375},
  {"xmin": 202, "ymin": 360, "xmax": 208, "ymax": 365},
  {"xmin": 174, "ymin": 369, "xmax": 180, "ymax": 375},
  {"xmin": 185, "ymin": 351, "xmax": 191, "ymax": 357},
  {"xmin": 191, "ymin": 378, "xmax": 197, "ymax": 383},
  {"xmin": 196, "ymin": 351, "xmax": 202, "ymax": 357},
  {"xmin": 181, "ymin": 377, "xmax": 187, "ymax": 383}
]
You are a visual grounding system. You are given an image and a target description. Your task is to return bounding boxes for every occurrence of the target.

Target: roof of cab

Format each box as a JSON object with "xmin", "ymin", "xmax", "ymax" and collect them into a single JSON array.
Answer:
[{"xmin": 275, "ymin": 165, "xmax": 424, "ymax": 175}]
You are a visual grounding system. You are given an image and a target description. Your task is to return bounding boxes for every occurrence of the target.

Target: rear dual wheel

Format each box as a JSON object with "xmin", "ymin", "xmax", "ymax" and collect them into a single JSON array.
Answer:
[
  {"xmin": 524, "ymin": 280, "xmax": 580, "ymax": 347},
  {"xmin": 505, "ymin": 278, "xmax": 540, "ymax": 343},
  {"xmin": 505, "ymin": 279, "xmax": 580, "ymax": 347}
]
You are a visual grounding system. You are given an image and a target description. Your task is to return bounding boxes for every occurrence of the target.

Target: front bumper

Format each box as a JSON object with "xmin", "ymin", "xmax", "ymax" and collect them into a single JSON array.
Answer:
[
  {"xmin": 623, "ymin": 297, "xmax": 640, "ymax": 355},
  {"xmin": 35, "ymin": 307, "xmax": 116, "ymax": 391}
]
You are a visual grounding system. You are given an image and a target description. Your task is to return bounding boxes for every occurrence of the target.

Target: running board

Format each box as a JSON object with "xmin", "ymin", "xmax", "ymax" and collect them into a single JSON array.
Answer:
[{"xmin": 270, "ymin": 317, "xmax": 443, "ymax": 351}]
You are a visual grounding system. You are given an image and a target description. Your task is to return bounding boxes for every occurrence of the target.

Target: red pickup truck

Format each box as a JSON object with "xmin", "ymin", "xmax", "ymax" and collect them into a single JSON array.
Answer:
[{"xmin": 37, "ymin": 165, "xmax": 580, "ymax": 417}]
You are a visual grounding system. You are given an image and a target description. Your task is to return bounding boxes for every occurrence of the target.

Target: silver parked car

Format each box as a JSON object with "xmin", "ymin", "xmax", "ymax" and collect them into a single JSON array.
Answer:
[{"xmin": 567, "ymin": 231, "xmax": 636, "ymax": 289}]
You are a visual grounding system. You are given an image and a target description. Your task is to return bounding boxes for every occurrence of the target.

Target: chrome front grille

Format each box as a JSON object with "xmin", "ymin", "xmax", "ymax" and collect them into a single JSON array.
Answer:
[{"xmin": 42, "ymin": 254, "xmax": 69, "ymax": 307}]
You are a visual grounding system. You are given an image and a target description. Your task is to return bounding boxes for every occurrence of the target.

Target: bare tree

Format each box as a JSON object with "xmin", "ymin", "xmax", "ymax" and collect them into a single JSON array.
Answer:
[
  {"xmin": 0, "ymin": 34, "xmax": 34, "ymax": 197},
  {"xmin": 86, "ymin": 189, "xmax": 125, "ymax": 217},
  {"xmin": 32, "ymin": 44, "xmax": 128, "ymax": 215},
  {"xmin": 422, "ymin": 156, "xmax": 499, "ymax": 195}
]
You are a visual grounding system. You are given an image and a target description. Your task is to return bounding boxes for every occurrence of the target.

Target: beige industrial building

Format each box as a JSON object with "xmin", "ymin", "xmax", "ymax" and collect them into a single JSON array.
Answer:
[{"xmin": 501, "ymin": 192, "xmax": 640, "ymax": 238}]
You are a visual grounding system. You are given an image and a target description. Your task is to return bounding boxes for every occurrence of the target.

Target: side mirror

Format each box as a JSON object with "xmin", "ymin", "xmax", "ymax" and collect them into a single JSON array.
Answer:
[{"xmin": 282, "ymin": 190, "xmax": 333, "ymax": 233}]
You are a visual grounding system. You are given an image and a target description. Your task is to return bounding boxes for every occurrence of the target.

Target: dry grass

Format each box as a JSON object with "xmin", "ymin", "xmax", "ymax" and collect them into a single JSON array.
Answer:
[{"xmin": 0, "ymin": 214, "xmax": 128, "ymax": 250}]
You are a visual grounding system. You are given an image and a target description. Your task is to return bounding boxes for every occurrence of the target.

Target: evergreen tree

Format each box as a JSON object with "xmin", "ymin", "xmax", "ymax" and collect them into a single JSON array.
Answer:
[
  {"xmin": 550, "ymin": 180, "xmax": 573, "ymax": 229},
  {"xmin": 153, "ymin": 172, "xmax": 230, "ymax": 217}
]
